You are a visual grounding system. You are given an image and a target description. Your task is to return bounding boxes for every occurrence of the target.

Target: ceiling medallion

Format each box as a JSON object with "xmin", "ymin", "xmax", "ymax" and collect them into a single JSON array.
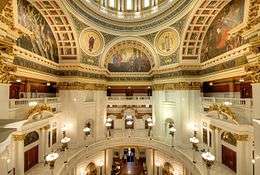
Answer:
[
  {"xmin": 154, "ymin": 28, "xmax": 180, "ymax": 56},
  {"xmin": 79, "ymin": 28, "xmax": 105, "ymax": 56}
]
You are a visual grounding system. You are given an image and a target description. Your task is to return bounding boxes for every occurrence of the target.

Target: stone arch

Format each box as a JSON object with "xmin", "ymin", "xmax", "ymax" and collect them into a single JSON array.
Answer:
[
  {"xmin": 27, "ymin": 0, "xmax": 78, "ymax": 61},
  {"xmin": 100, "ymin": 37, "xmax": 159, "ymax": 70},
  {"xmin": 162, "ymin": 162, "xmax": 173, "ymax": 175},
  {"xmin": 24, "ymin": 131, "xmax": 39, "ymax": 147}
]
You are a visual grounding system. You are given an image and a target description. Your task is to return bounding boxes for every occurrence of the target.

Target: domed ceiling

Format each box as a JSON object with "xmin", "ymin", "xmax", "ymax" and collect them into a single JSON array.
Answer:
[{"xmin": 63, "ymin": 0, "xmax": 196, "ymax": 35}]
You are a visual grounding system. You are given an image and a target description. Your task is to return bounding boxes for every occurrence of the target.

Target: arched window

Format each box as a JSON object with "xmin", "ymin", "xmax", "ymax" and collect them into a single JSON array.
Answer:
[
  {"xmin": 126, "ymin": 0, "xmax": 133, "ymax": 10},
  {"xmin": 24, "ymin": 131, "xmax": 39, "ymax": 146},
  {"xmin": 143, "ymin": 0, "xmax": 150, "ymax": 8}
]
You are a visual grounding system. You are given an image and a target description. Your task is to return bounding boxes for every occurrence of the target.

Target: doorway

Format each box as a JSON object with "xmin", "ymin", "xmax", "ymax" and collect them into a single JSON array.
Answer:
[
  {"xmin": 24, "ymin": 145, "xmax": 39, "ymax": 172},
  {"xmin": 222, "ymin": 145, "xmax": 237, "ymax": 172}
]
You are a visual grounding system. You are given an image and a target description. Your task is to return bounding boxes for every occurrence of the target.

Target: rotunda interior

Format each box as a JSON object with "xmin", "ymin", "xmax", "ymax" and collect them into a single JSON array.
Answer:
[{"xmin": 0, "ymin": 0, "xmax": 260, "ymax": 175}]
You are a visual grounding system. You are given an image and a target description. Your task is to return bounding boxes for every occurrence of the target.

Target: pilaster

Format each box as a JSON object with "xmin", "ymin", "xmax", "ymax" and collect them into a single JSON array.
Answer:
[
  {"xmin": 0, "ymin": 83, "xmax": 10, "ymax": 119},
  {"xmin": 13, "ymin": 133, "xmax": 25, "ymax": 175}
]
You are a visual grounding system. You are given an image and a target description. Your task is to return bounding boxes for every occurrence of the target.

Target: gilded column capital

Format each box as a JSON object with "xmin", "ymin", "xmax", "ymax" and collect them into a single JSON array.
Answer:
[
  {"xmin": 153, "ymin": 82, "xmax": 201, "ymax": 91},
  {"xmin": 234, "ymin": 134, "xmax": 249, "ymax": 141},
  {"xmin": 245, "ymin": 64, "xmax": 260, "ymax": 83},
  {"xmin": 13, "ymin": 133, "xmax": 26, "ymax": 141},
  {"xmin": 0, "ymin": 54, "xmax": 17, "ymax": 84}
]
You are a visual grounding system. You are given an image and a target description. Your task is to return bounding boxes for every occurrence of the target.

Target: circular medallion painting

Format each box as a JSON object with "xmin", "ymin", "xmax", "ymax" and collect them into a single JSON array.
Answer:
[
  {"xmin": 79, "ymin": 28, "xmax": 104, "ymax": 56},
  {"xmin": 155, "ymin": 28, "xmax": 180, "ymax": 56}
]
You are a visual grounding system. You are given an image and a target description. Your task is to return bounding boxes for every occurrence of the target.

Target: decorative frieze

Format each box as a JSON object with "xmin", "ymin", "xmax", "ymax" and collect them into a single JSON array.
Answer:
[
  {"xmin": 234, "ymin": 134, "xmax": 249, "ymax": 141},
  {"xmin": 0, "ymin": 55, "xmax": 16, "ymax": 84},
  {"xmin": 153, "ymin": 82, "xmax": 201, "ymax": 90},
  {"xmin": 58, "ymin": 82, "xmax": 107, "ymax": 90},
  {"xmin": 245, "ymin": 64, "xmax": 260, "ymax": 83}
]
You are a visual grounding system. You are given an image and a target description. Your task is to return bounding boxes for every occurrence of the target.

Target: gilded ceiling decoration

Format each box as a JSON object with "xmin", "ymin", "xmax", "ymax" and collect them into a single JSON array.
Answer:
[
  {"xmin": 200, "ymin": 0, "xmax": 245, "ymax": 62},
  {"xmin": 63, "ymin": 0, "xmax": 196, "ymax": 35},
  {"xmin": 27, "ymin": 0, "xmax": 78, "ymax": 61},
  {"xmin": 17, "ymin": 0, "xmax": 59, "ymax": 63},
  {"xmin": 154, "ymin": 27, "xmax": 180, "ymax": 56},
  {"xmin": 79, "ymin": 28, "xmax": 105, "ymax": 57},
  {"xmin": 182, "ymin": 0, "xmax": 236, "ymax": 61}
]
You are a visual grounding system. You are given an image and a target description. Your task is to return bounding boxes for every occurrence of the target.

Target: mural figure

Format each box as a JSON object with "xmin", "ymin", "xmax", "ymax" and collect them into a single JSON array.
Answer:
[
  {"xmin": 88, "ymin": 36, "xmax": 95, "ymax": 52},
  {"xmin": 155, "ymin": 28, "xmax": 180, "ymax": 56},
  {"xmin": 108, "ymin": 48, "xmax": 151, "ymax": 72},
  {"xmin": 17, "ymin": 0, "xmax": 59, "ymax": 62},
  {"xmin": 79, "ymin": 29, "xmax": 104, "ymax": 56},
  {"xmin": 201, "ymin": 0, "xmax": 245, "ymax": 62}
]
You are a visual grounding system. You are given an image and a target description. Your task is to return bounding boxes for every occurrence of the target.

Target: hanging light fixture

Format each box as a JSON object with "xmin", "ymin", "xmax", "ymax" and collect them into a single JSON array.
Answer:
[
  {"xmin": 201, "ymin": 150, "xmax": 215, "ymax": 174},
  {"xmin": 61, "ymin": 136, "xmax": 71, "ymax": 151}
]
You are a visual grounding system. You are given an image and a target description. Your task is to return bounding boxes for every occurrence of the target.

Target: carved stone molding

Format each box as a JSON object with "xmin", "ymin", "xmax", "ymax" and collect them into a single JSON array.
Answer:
[
  {"xmin": 58, "ymin": 82, "xmax": 107, "ymax": 90},
  {"xmin": 245, "ymin": 64, "xmax": 260, "ymax": 83},
  {"xmin": 0, "ymin": 54, "xmax": 17, "ymax": 84},
  {"xmin": 153, "ymin": 82, "xmax": 201, "ymax": 90},
  {"xmin": 13, "ymin": 133, "xmax": 26, "ymax": 141},
  {"xmin": 234, "ymin": 134, "xmax": 249, "ymax": 141}
]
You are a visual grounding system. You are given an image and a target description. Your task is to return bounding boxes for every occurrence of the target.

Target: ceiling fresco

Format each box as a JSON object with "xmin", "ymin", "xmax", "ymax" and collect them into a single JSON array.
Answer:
[
  {"xmin": 16, "ymin": 0, "xmax": 59, "ymax": 63},
  {"xmin": 105, "ymin": 41, "xmax": 154, "ymax": 72},
  {"xmin": 200, "ymin": 0, "xmax": 245, "ymax": 62}
]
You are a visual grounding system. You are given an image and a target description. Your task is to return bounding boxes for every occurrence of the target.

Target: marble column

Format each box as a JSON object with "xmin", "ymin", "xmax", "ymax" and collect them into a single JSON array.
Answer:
[
  {"xmin": 106, "ymin": 149, "xmax": 113, "ymax": 175},
  {"xmin": 13, "ymin": 133, "xmax": 25, "ymax": 175},
  {"xmin": 145, "ymin": 148, "xmax": 153, "ymax": 175},
  {"xmin": 0, "ymin": 83, "xmax": 10, "ymax": 119}
]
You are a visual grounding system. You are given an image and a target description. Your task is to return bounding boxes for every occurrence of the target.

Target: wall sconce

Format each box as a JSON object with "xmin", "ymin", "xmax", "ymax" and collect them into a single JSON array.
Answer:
[
  {"xmin": 45, "ymin": 152, "xmax": 59, "ymax": 173},
  {"xmin": 83, "ymin": 122, "xmax": 91, "ymax": 137},
  {"xmin": 169, "ymin": 122, "xmax": 176, "ymax": 147},
  {"xmin": 155, "ymin": 159, "xmax": 162, "ymax": 175},
  {"xmin": 201, "ymin": 150, "xmax": 215, "ymax": 175}
]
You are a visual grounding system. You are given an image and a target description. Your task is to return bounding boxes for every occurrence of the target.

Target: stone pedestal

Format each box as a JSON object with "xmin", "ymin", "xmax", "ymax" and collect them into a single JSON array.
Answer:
[{"xmin": 0, "ymin": 84, "xmax": 10, "ymax": 119}]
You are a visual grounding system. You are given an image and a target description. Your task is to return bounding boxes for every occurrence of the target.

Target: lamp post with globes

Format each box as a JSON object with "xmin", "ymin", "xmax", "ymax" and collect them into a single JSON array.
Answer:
[
  {"xmin": 83, "ymin": 123, "xmax": 91, "ymax": 137},
  {"xmin": 201, "ymin": 150, "xmax": 215, "ymax": 175},
  {"xmin": 146, "ymin": 117, "xmax": 153, "ymax": 139},
  {"xmin": 169, "ymin": 122, "xmax": 176, "ymax": 147},
  {"xmin": 105, "ymin": 118, "xmax": 112, "ymax": 139},
  {"xmin": 189, "ymin": 136, "xmax": 199, "ymax": 163},
  {"xmin": 45, "ymin": 152, "xmax": 59, "ymax": 175}
]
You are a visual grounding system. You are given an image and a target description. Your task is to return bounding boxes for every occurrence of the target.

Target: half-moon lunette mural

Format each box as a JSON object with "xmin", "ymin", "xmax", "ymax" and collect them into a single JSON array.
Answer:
[
  {"xmin": 16, "ymin": 0, "xmax": 59, "ymax": 63},
  {"xmin": 200, "ymin": 0, "xmax": 245, "ymax": 62},
  {"xmin": 105, "ymin": 41, "xmax": 153, "ymax": 72}
]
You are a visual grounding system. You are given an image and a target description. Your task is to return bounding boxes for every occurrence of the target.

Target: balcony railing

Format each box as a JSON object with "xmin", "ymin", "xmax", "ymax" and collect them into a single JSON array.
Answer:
[
  {"xmin": 107, "ymin": 96, "xmax": 152, "ymax": 105},
  {"xmin": 8, "ymin": 97, "xmax": 61, "ymax": 119},
  {"xmin": 202, "ymin": 97, "xmax": 253, "ymax": 109},
  {"xmin": 107, "ymin": 96, "xmax": 151, "ymax": 100}
]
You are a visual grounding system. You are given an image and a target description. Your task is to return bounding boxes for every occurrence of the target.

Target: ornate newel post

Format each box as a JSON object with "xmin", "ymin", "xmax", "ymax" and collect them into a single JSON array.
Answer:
[{"xmin": 13, "ymin": 133, "xmax": 25, "ymax": 175}]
